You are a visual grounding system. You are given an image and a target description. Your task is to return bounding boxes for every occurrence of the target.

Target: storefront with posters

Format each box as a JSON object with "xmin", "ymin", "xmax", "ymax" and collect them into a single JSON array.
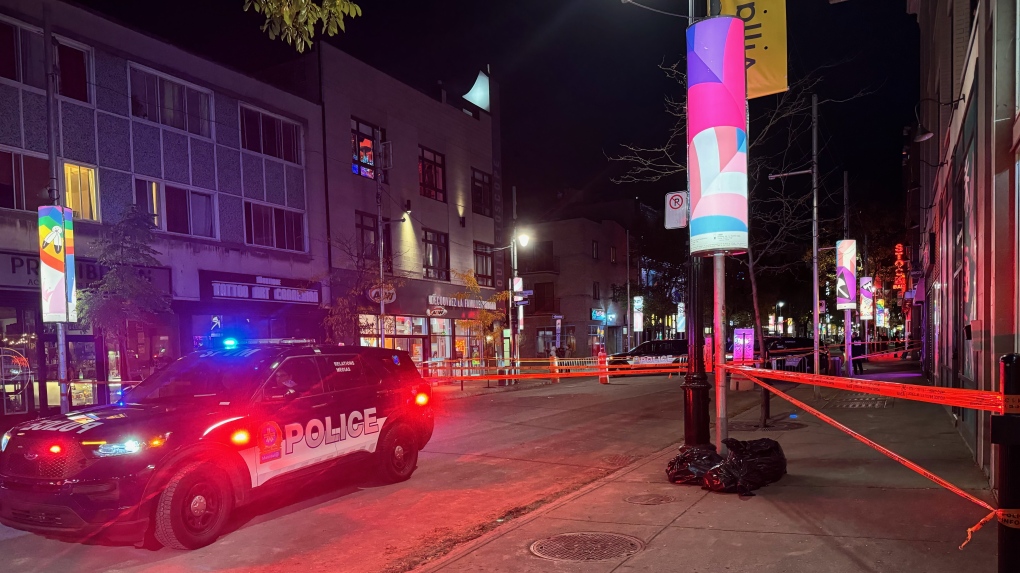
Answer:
[
  {"xmin": 176, "ymin": 270, "xmax": 325, "ymax": 353},
  {"xmin": 354, "ymin": 279, "xmax": 497, "ymax": 365},
  {"xmin": 0, "ymin": 250, "xmax": 173, "ymax": 426}
]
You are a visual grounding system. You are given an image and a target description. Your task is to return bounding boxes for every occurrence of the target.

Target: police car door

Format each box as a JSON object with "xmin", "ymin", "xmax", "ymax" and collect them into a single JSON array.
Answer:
[
  {"xmin": 318, "ymin": 354, "xmax": 385, "ymax": 458},
  {"xmin": 254, "ymin": 355, "xmax": 338, "ymax": 486}
]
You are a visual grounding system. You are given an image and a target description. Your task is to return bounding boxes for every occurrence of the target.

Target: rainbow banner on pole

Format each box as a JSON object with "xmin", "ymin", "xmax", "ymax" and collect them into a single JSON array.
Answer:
[
  {"xmin": 859, "ymin": 276, "xmax": 874, "ymax": 320},
  {"xmin": 836, "ymin": 240, "xmax": 857, "ymax": 310},
  {"xmin": 686, "ymin": 16, "xmax": 748, "ymax": 256},
  {"xmin": 39, "ymin": 206, "xmax": 76, "ymax": 323}
]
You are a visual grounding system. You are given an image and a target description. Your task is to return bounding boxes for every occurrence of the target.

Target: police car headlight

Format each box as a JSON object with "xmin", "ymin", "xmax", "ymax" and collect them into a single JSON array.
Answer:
[
  {"xmin": 93, "ymin": 434, "xmax": 169, "ymax": 457},
  {"xmin": 1, "ymin": 431, "xmax": 11, "ymax": 453}
]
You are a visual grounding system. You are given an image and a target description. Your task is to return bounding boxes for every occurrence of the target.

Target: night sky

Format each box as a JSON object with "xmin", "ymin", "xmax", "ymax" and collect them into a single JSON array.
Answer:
[{"xmin": 73, "ymin": 0, "xmax": 918, "ymax": 223}]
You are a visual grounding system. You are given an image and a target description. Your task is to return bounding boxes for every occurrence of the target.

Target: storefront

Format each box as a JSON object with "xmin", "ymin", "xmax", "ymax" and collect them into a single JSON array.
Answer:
[
  {"xmin": 177, "ymin": 270, "xmax": 325, "ymax": 352},
  {"xmin": 352, "ymin": 277, "xmax": 497, "ymax": 365},
  {"xmin": 0, "ymin": 250, "xmax": 172, "ymax": 426}
]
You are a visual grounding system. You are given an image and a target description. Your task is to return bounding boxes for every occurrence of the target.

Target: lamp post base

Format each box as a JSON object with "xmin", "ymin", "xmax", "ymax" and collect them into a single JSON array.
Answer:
[{"xmin": 681, "ymin": 371, "xmax": 711, "ymax": 447}]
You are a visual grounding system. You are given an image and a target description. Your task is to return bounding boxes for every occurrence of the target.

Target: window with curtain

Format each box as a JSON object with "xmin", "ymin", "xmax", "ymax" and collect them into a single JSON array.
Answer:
[{"xmin": 63, "ymin": 163, "xmax": 98, "ymax": 221}]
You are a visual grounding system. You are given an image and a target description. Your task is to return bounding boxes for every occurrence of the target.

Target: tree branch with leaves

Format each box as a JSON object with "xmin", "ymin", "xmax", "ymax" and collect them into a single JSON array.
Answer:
[{"xmin": 244, "ymin": 0, "xmax": 362, "ymax": 52}]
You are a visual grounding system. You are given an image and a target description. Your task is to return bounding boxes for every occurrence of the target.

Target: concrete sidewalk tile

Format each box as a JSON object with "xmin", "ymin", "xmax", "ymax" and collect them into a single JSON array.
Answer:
[
  {"xmin": 613, "ymin": 526, "xmax": 995, "ymax": 573},
  {"xmin": 669, "ymin": 484, "xmax": 989, "ymax": 542},
  {"xmin": 439, "ymin": 517, "xmax": 664, "ymax": 573},
  {"xmin": 543, "ymin": 481, "xmax": 708, "ymax": 526},
  {"xmin": 774, "ymin": 457, "xmax": 990, "ymax": 491}
]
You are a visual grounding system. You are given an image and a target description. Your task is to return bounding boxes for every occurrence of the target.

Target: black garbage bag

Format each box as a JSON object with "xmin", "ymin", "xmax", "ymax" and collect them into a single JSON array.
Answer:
[
  {"xmin": 702, "ymin": 438, "xmax": 787, "ymax": 495},
  {"xmin": 666, "ymin": 445, "xmax": 723, "ymax": 485}
]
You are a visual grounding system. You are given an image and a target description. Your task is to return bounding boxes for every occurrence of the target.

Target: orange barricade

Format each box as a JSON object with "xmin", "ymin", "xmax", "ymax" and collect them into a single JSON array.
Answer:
[{"xmin": 733, "ymin": 370, "xmax": 1000, "ymax": 549}]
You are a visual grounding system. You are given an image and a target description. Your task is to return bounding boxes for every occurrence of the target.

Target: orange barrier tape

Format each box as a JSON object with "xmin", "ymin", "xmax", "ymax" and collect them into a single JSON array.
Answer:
[
  {"xmin": 724, "ymin": 365, "xmax": 1003, "ymax": 413},
  {"xmin": 734, "ymin": 371, "xmax": 998, "ymax": 549}
]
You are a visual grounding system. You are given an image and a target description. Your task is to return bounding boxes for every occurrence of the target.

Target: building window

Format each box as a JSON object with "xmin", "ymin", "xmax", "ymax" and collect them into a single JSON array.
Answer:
[
  {"xmin": 471, "ymin": 169, "xmax": 492, "ymax": 217},
  {"xmin": 0, "ymin": 21, "xmax": 90, "ymax": 103},
  {"xmin": 422, "ymin": 228, "xmax": 450, "ymax": 281},
  {"xmin": 63, "ymin": 162, "xmax": 98, "ymax": 221},
  {"xmin": 474, "ymin": 242, "xmax": 494, "ymax": 287},
  {"xmin": 592, "ymin": 281, "xmax": 600, "ymax": 300},
  {"xmin": 129, "ymin": 67, "xmax": 210, "ymax": 137},
  {"xmin": 610, "ymin": 246, "xmax": 617, "ymax": 264},
  {"xmin": 418, "ymin": 146, "xmax": 446, "ymax": 202},
  {"xmin": 592, "ymin": 240, "xmax": 599, "ymax": 260},
  {"xmin": 244, "ymin": 201, "xmax": 304, "ymax": 251},
  {"xmin": 534, "ymin": 282, "xmax": 555, "ymax": 313},
  {"xmin": 0, "ymin": 150, "xmax": 50, "ymax": 212},
  {"xmin": 354, "ymin": 211, "xmax": 392, "ymax": 271},
  {"xmin": 133, "ymin": 178, "xmax": 161, "ymax": 228},
  {"xmin": 165, "ymin": 185, "xmax": 214, "ymax": 238},
  {"xmin": 240, "ymin": 106, "xmax": 301, "ymax": 165},
  {"xmin": 351, "ymin": 118, "xmax": 380, "ymax": 179}
]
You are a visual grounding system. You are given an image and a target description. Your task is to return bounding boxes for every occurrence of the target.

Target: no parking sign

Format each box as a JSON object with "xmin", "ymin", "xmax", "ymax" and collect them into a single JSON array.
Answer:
[{"xmin": 665, "ymin": 191, "xmax": 689, "ymax": 229}]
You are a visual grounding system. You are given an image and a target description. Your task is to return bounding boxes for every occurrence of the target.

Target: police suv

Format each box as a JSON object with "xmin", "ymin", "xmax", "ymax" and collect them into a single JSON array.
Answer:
[{"xmin": 0, "ymin": 343, "xmax": 434, "ymax": 549}]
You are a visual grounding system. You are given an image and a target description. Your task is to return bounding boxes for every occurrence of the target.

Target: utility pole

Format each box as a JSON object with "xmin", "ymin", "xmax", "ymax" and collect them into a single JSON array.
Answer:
[
  {"xmin": 44, "ymin": 8, "xmax": 69, "ymax": 414},
  {"xmin": 843, "ymin": 170, "xmax": 852, "ymax": 377},
  {"xmin": 713, "ymin": 252, "xmax": 726, "ymax": 450},
  {"xmin": 375, "ymin": 128, "xmax": 386, "ymax": 349},
  {"xmin": 811, "ymin": 94, "xmax": 820, "ymax": 396},
  {"xmin": 511, "ymin": 185, "xmax": 521, "ymax": 368}
]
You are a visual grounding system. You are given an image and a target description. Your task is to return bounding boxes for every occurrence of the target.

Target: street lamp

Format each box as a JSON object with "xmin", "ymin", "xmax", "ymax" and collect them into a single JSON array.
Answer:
[
  {"xmin": 775, "ymin": 301, "xmax": 785, "ymax": 335},
  {"xmin": 495, "ymin": 229, "xmax": 531, "ymax": 369}
]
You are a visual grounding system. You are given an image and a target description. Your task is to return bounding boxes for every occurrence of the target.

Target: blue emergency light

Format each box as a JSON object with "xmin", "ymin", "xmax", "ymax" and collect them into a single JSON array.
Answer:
[{"xmin": 223, "ymin": 337, "xmax": 239, "ymax": 349}]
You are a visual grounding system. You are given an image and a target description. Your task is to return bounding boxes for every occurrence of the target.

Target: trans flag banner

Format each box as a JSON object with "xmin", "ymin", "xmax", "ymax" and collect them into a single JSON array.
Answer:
[{"xmin": 686, "ymin": 16, "xmax": 748, "ymax": 256}]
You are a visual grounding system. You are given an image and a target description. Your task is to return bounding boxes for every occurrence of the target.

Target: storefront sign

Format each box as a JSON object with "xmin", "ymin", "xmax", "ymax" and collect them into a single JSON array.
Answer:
[
  {"xmin": 367, "ymin": 285, "xmax": 397, "ymax": 304},
  {"xmin": 0, "ymin": 250, "xmax": 171, "ymax": 295},
  {"xmin": 893, "ymin": 243, "xmax": 907, "ymax": 292},
  {"xmin": 591, "ymin": 308, "xmax": 607, "ymax": 321},
  {"xmin": 200, "ymin": 271, "xmax": 321, "ymax": 305},
  {"xmin": 426, "ymin": 305, "xmax": 447, "ymax": 317},
  {"xmin": 427, "ymin": 294, "xmax": 497, "ymax": 311}
]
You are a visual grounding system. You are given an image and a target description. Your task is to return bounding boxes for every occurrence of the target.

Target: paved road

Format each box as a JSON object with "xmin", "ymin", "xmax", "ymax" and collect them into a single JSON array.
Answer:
[{"xmin": 2, "ymin": 374, "xmax": 750, "ymax": 573}]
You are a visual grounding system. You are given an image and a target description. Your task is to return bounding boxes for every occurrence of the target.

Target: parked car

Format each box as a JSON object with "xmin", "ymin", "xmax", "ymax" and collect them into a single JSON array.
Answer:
[
  {"xmin": 0, "ymin": 343, "xmax": 434, "ymax": 549},
  {"xmin": 608, "ymin": 339, "xmax": 688, "ymax": 369}
]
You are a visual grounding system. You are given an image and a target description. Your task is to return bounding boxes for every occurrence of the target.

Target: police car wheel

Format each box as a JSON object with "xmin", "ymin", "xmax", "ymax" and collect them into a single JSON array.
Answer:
[
  {"xmin": 378, "ymin": 424, "xmax": 419, "ymax": 483},
  {"xmin": 154, "ymin": 462, "xmax": 234, "ymax": 550}
]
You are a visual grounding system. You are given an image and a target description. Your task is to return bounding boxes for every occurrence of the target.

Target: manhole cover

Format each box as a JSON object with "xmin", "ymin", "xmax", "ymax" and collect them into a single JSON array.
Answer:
[
  {"xmin": 600, "ymin": 454, "xmax": 637, "ymax": 467},
  {"xmin": 827, "ymin": 393, "xmax": 892, "ymax": 409},
  {"xmin": 530, "ymin": 532, "xmax": 645, "ymax": 562},
  {"xmin": 729, "ymin": 421, "xmax": 808, "ymax": 432},
  {"xmin": 624, "ymin": 493, "xmax": 676, "ymax": 505}
]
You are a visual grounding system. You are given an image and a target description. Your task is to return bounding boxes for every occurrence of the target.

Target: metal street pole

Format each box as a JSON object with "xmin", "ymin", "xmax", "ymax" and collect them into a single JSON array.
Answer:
[
  {"xmin": 44, "ymin": 8, "xmax": 68, "ymax": 415},
  {"xmin": 843, "ymin": 170, "xmax": 852, "ymax": 377},
  {"xmin": 375, "ymin": 128, "xmax": 386, "ymax": 349},
  {"xmin": 811, "ymin": 94, "xmax": 820, "ymax": 396},
  {"xmin": 680, "ymin": 0, "xmax": 711, "ymax": 451},
  {"xmin": 626, "ymin": 229, "xmax": 631, "ymax": 349},
  {"xmin": 713, "ymin": 252, "xmax": 727, "ymax": 451},
  {"xmin": 511, "ymin": 186, "xmax": 521, "ymax": 369}
]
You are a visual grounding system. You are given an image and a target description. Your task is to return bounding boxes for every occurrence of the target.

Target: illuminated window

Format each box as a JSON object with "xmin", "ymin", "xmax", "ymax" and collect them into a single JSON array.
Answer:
[
  {"xmin": 62, "ymin": 163, "xmax": 97, "ymax": 221},
  {"xmin": 422, "ymin": 228, "xmax": 449, "ymax": 280},
  {"xmin": 474, "ymin": 242, "xmax": 493, "ymax": 287},
  {"xmin": 351, "ymin": 118, "xmax": 383, "ymax": 180},
  {"xmin": 130, "ymin": 67, "xmax": 210, "ymax": 137},
  {"xmin": 610, "ymin": 246, "xmax": 617, "ymax": 264},
  {"xmin": 244, "ymin": 201, "xmax": 304, "ymax": 252},
  {"xmin": 240, "ymin": 106, "xmax": 300, "ymax": 164},
  {"xmin": 418, "ymin": 146, "xmax": 445, "ymax": 202},
  {"xmin": 471, "ymin": 169, "xmax": 492, "ymax": 217},
  {"xmin": 133, "ymin": 178, "xmax": 161, "ymax": 228}
]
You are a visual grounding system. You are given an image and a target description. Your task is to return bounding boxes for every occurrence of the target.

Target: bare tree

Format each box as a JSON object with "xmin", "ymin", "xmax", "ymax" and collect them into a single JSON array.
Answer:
[{"xmin": 609, "ymin": 63, "xmax": 860, "ymax": 364}]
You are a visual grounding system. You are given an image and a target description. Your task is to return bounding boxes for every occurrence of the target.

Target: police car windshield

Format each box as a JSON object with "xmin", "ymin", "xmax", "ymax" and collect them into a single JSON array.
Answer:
[{"xmin": 124, "ymin": 350, "xmax": 265, "ymax": 404}]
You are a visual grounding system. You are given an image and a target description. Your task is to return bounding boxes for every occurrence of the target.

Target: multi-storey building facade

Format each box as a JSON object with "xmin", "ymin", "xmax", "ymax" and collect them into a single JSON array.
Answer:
[
  {"xmin": 906, "ymin": 0, "xmax": 1018, "ymax": 477},
  {"xmin": 0, "ymin": 0, "xmax": 327, "ymax": 423},
  {"xmin": 517, "ymin": 216, "xmax": 632, "ymax": 358},
  {"xmin": 308, "ymin": 44, "xmax": 503, "ymax": 364}
]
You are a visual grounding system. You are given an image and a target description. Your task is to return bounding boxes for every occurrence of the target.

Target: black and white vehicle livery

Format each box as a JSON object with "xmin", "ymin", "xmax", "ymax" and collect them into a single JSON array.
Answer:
[
  {"xmin": 608, "ymin": 339, "xmax": 688, "ymax": 367},
  {"xmin": 0, "ymin": 343, "xmax": 434, "ymax": 549}
]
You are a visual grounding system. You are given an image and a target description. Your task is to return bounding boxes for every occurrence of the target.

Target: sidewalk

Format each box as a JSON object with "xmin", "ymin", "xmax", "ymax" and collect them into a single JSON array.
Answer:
[{"xmin": 417, "ymin": 361, "xmax": 996, "ymax": 573}]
